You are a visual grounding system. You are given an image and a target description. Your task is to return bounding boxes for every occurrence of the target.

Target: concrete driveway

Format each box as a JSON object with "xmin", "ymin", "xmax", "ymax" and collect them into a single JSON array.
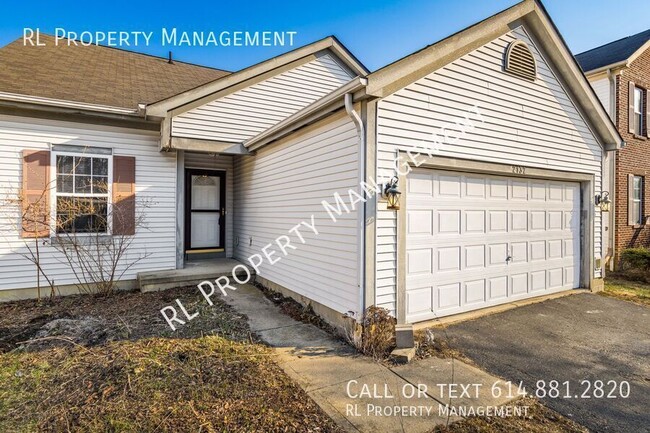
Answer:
[{"xmin": 444, "ymin": 293, "xmax": 650, "ymax": 433}]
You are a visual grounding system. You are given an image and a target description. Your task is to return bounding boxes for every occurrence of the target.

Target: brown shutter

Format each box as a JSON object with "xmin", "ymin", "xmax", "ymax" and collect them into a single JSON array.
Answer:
[
  {"xmin": 21, "ymin": 150, "xmax": 50, "ymax": 238},
  {"xmin": 628, "ymin": 173, "xmax": 636, "ymax": 226},
  {"xmin": 628, "ymin": 81, "xmax": 636, "ymax": 134},
  {"xmin": 112, "ymin": 156, "xmax": 136, "ymax": 235},
  {"xmin": 646, "ymin": 89, "xmax": 650, "ymax": 138}
]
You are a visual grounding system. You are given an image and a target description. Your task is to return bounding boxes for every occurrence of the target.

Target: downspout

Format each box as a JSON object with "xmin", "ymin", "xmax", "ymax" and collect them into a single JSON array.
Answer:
[
  {"xmin": 605, "ymin": 68, "xmax": 616, "ymax": 271},
  {"xmin": 345, "ymin": 93, "xmax": 366, "ymax": 317}
]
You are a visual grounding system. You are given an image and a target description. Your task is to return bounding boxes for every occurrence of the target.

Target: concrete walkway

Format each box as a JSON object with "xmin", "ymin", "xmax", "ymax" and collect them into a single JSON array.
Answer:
[{"xmin": 223, "ymin": 284, "xmax": 518, "ymax": 433}]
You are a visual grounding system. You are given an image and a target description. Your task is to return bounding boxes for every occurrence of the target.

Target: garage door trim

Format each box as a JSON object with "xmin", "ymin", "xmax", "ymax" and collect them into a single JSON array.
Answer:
[{"xmin": 395, "ymin": 153, "xmax": 595, "ymax": 324}]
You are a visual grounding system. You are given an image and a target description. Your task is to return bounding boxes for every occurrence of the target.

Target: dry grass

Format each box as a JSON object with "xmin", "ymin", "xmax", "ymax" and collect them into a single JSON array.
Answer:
[
  {"xmin": 431, "ymin": 397, "xmax": 588, "ymax": 433},
  {"xmin": 602, "ymin": 278, "xmax": 650, "ymax": 307},
  {"xmin": 0, "ymin": 287, "xmax": 343, "ymax": 433}
]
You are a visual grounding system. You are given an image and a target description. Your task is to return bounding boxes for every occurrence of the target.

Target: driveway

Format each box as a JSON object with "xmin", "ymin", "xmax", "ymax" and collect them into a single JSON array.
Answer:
[{"xmin": 444, "ymin": 293, "xmax": 650, "ymax": 433}]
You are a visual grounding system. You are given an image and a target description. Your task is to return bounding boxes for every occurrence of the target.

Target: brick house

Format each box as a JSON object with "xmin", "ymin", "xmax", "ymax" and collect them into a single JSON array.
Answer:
[{"xmin": 577, "ymin": 29, "xmax": 650, "ymax": 269}]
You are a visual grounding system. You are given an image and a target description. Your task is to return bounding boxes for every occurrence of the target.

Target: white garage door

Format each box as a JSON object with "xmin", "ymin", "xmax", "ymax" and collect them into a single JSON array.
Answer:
[{"xmin": 405, "ymin": 169, "xmax": 581, "ymax": 323}]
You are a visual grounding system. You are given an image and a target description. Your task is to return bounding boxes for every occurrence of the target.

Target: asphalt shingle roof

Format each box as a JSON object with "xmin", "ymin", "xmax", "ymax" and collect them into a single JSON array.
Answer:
[
  {"xmin": 575, "ymin": 28, "xmax": 650, "ymax": 73},
  {"xmin": 0, "ymin": 34, "xmax": 230, "ymax": 109}
]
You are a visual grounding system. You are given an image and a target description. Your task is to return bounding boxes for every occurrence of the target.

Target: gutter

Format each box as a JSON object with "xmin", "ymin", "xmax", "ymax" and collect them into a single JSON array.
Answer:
[
  {"xmin": 582, "ymin": 60, "xmax": 628, "ymax": 77},
  {"xmin": 345, "ymin": 93, "xmax": 367, "ymax": 317},
  {"xmin": 0, "ymin": 91, "xmax": 140, "ymax": 115}
]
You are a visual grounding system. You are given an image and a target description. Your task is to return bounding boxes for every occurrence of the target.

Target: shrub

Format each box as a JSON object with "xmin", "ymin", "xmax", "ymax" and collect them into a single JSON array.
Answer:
[
  {"xmin": 619, "ymin": 248, "xmax": 650, "ymax": 282},
  {"xmin": 345, "ymin": 306, "xmax": 396, "ymax": 359}
]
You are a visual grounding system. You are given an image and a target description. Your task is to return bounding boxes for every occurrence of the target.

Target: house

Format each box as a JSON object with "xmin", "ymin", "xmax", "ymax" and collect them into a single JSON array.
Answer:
[
  {"xmin": 0, "ymin": 0, "xmax": 623, "ymax": 336},
  {"xmin": 576, "ymin": 29, "xmax": 650, "ymax": 269}
]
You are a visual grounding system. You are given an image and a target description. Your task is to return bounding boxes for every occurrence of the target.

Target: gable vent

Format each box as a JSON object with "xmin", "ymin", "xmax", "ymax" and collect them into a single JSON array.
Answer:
[{"xmin": 504, "ymin": 40, "xmax": 537, "ymax": 81}]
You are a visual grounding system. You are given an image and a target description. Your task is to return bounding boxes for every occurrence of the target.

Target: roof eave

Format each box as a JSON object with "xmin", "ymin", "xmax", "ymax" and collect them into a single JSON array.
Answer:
[
  {"xmin": 146, "ymin": 36, "xmax": 368, "ymax": 118},
  {"xmin": 581, "ymin": 59, "xmax": 629, "ymax": 77},
  {"xmin": 0, "ymin": 91, "xmax": 141, "ymax": 116}
]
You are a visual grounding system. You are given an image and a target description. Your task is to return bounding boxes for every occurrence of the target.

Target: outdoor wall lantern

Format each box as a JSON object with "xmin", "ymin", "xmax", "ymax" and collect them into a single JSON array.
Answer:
[
  {"xmin": 384, "ymin": 176, "xmax": 402, "ymax": 210},
  {"xmin": 596, "ymin": 191, "xmax": 611, "ymax": 212}
]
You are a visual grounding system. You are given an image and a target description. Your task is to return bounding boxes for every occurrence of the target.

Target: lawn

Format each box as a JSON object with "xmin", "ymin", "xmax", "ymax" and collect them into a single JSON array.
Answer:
[
  {"xmin": 431, "ymin": 397, "xmax": 587, "ymax": 433},
  {"xmin": 0, "ymin": 287, "xmax": 342, "ymax": 433},
  {"xmin": 602, "ymin": 278, "xmax": 650, "ymax": 306}
]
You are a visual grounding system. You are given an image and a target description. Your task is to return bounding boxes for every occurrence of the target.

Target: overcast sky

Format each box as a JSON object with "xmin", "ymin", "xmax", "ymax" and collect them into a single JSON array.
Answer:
[{"xmin": 1, "ymin": 0, "xmax": 647, "ymax": 72}]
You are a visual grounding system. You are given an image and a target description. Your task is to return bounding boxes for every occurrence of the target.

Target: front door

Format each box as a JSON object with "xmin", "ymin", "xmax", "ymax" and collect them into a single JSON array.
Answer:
[{"xmin": 185, "ymin": 169, "xmax": 225, "ymax": 252}]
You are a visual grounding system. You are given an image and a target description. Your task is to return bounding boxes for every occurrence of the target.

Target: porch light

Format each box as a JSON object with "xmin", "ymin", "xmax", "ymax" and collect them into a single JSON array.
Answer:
[
  {"xmin": 384, "ymin": 176, "xmax": 402, "ymax": 210},
  {"xmin": 596, "ymin": 191, "xmax": 611, "ymax": 212}
]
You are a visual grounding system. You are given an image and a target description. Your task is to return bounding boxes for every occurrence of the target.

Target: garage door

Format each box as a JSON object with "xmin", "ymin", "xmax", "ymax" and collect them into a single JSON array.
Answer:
[{"xmin": 405, "ymin": 169, "xmax": 581, "ymax": 323}]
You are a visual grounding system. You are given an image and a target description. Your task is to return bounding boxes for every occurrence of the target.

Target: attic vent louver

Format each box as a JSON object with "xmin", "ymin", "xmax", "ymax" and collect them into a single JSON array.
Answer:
[{"xmin": 504, "ymin": 40, "xmax": 537, "ymax": 81}]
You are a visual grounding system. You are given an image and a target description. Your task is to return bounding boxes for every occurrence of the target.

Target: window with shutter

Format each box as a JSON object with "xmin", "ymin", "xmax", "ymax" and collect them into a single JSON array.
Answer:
[
  {"xmin": 54, "ymin": 153, "xmax": 111, "ymax": 234},
  {"xmin": 632, "ymin": 86, "xmax": 644, "ymax": 136},
  {"xmin": 21, "ymin": 150, "xmax": 51, "ymax": 238},
  {"xmin": 628, "ymin": 174, "xmax": 644, "ymax": 226},
  {"xmin": 112, "ymin": 156, "xmax": 136, "ymax": 236}
]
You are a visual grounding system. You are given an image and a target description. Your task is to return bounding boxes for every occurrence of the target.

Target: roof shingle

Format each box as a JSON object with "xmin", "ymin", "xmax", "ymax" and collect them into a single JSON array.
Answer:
[
  {"xmin": 0, "ymin": 34, "xmax": 230, "ymax": 109},
  {"xmin": 575, "ymin": 28, "xmax": 650, "ymax": 73}
]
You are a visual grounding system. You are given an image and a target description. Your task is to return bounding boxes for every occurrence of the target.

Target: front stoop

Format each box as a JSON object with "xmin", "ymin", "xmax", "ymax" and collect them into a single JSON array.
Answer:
[
  {"xmin": 223, "ymin": 283, "xmax": 520, "ymax": 433},
  {"xmin": 137, "ymin": 259, "xmax": 254, "ymax": 292}
]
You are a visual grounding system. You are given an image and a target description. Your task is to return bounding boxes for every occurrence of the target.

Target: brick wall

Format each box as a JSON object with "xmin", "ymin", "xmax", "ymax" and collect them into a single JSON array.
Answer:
[{"xmin": 614, "ymin": 46, "xmax": 650, "ymax": 259}]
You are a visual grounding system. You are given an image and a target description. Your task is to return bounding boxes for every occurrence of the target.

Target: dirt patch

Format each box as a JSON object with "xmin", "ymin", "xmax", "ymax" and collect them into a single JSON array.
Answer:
[
  {"xmin": 415, "ymin": 328, "xmax": 476, "ymax": 366},
  {"xmin": 0, "ymin": 287, "xmax": 343, "ymax": 432},
  {"xmin": 0, "ymin": 286, "xmax": 252, "ymax": 353},
  {"xmin": 432, "ymin": 397, "xmax": 587, "ymax": 433}
]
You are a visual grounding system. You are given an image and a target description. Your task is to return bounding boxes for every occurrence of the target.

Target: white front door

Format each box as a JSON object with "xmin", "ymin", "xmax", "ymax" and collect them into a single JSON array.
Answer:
[
  {"xmin": 405, "ymin": 169, "xmax": 581, "ymax": 323},
  {"xmin": 187, "ymin": 170, "xmax": 223, "ymax": 250}
]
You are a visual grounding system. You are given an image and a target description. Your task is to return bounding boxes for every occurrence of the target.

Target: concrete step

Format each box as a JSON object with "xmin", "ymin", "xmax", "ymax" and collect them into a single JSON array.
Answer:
[{"xmin": 137, "ymin": 259, "xmax": 254, "ymax": 292}]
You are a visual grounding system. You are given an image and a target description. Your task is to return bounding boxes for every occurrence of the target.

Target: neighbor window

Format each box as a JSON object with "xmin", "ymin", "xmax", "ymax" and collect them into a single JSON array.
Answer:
[
  {"xmin": 55, "ymin": 154, "xmax": 110, "ymax": 233},
  {"xmin": 631, "ymin": 175, "xmax": 643, "ymax": 226},
  {"xmin": 633, "ymin": 86, "xmax": 644, "ymax": 136}
]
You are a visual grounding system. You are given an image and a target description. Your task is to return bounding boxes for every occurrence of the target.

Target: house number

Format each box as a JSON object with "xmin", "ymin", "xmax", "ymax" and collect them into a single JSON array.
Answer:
[{"xmin": 511, "ymin": 165, "xmax": 526, "ymax": 174}]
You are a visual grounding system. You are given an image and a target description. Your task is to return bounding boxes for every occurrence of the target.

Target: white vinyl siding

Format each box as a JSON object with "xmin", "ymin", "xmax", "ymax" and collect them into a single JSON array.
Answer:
[
  {"xmin": 0, "ymin": 115, "xmax": 177, "ymax": 293},
  {"xmin": 233, "ymin": 113, "xmax": 360, "ymax": 314},
  {"xmin": 589, "ymin": 77, "xmax": 611, "ymax": 117},
  {"xmin": 184, "ymin": 152, "xmax": 234, "ymax": 257},
  {"xmin": 172, "ymin": 52, "xmax": 354, "ymax": 143},
  {"xmin": 375, "ymin": 26, "xmax": 603, "ymax": 314}
]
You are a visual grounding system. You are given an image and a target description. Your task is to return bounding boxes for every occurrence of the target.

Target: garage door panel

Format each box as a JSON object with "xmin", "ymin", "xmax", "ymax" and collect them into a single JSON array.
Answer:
[
  {"xmin": 405, "ymin": 168, "xmax": 581, "ymax": 323},
  {"xmin": 437, "ymin": 246, "xmax": 461, "ymax": 272},
  {"xmin": 511, "ymin": 273, "xmax": 528, "ymax": 295},
  {"xmin": 465, "ymin": 210, "xmax": 486, "ymax": 233},
  {"xmin": 406, "ymin": 248, "xmax": 432, "ymax": 275},
  {"xmin": 465, "ymin": 279, "xmax": 487, "ymax": 305},
  {"xmin": 437, "ymin": 283, "xmax": 462, "ymax": 310},
  {"xmin": 437, "ymin": 210, "xmax": 461, "ymax": 234},
  {"xmin": 488, "ymin": 276, "xmax": 508, "ymax": 300},
  {"xmin": 488, "ymin": 210, "xmax": 508, "ymax": 232},
  {"xmin": 464, "ymin": 245, "xmax": 486, "ymax": 268},
  {"xmin": 407, "ymin": 210, "xmax": 433, "ymax": 234}
]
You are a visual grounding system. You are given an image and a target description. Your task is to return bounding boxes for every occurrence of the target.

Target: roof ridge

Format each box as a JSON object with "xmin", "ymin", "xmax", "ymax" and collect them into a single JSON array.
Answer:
[{"xmin": 21, "ymin": 33, "xmax": 231, "ymax": 74}]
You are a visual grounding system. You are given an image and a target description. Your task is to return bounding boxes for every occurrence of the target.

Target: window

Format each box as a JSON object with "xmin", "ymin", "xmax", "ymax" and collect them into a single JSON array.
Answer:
[
  {"xmin": 55, "ymin": 154, "xmax": 111, "ymax": 233},
  {"xmin": 631, "ymin": 175, "xmax": 643, "ymax": 226},
  {"xmin": 633, "ymin": 86, "xmax": 644, "ymax": 136}
]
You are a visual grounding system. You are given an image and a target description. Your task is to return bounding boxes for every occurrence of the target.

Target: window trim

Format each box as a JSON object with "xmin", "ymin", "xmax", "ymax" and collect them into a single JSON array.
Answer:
[
  {"xmin": 631, "ymin": 175, "xmax": 644, "ymax": 226},
  {"xmin": 633, "ymin": 86, "xmax": 644, "ymax": 136},
  {"xmin": 50, "ymin": 150, "xmax": 113, "ymax": 236}
]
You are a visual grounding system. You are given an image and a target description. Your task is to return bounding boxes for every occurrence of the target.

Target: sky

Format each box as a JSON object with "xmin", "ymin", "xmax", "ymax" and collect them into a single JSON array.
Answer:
[{"xmin": 0, "ymin": 0, "xmax": 648, "ymax": 72}]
